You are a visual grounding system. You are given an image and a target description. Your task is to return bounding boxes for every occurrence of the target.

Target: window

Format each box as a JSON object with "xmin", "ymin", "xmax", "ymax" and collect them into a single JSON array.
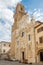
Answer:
[
  {"xmin": 9, "ymin": 45, "xmax": 10, "ymax": 47},
  {"xmin": 39, "ymin": 37, "xmax": 43, "ymax": 43},
  {"xmin": 37, "ymin": 27, "xmax": 43, "ymax": 33},
  {"xmin": 4, "ymin": 44, "xmax": 6, "ymax": 46},
  {"xmin": 3, "ymin": 50, "xmax": 5, "ymax": 53},
  {"xmin": 22, "ymin": 32, "xmax": 24, "ymax": 37},
  {"xmin": 21, "ymin": 7, "xmax": 23, "ymax": 11},
  {"xmin": 28, "ymin": 34, "xmax": 30, "ymax": 41}
]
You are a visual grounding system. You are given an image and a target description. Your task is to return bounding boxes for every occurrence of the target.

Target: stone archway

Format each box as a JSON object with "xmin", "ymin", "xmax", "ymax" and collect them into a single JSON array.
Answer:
[{"xmin": 37, "ymin": 49, "xmax": 43, "ymax": 63}]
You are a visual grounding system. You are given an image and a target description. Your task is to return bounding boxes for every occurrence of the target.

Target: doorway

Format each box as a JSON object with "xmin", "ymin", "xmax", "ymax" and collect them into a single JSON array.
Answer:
[
  {"xmin": 40, "ymin": 52, "xmax": 43, "ymax": 62},
  {"xmin": 22, "ymin": 52, "xmax": 25, "ymax": 61}
]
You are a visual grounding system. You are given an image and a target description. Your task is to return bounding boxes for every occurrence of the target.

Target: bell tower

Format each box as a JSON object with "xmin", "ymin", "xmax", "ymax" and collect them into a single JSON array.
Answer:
[{"xmin": 13, "ymin": 3, "xmax": 27, "ymax": 22}]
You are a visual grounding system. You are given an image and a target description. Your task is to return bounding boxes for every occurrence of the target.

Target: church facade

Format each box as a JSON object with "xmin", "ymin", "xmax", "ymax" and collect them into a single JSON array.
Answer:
[{"xmin": 10, "ymin": 3, "xmax": 43, "ymax": 63}]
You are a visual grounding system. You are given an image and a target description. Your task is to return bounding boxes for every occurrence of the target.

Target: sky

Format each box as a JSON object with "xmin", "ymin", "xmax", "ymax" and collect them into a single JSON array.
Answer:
[{"xmin": 0, "ymin": 0, "xmax": 43, "ymax": 42}]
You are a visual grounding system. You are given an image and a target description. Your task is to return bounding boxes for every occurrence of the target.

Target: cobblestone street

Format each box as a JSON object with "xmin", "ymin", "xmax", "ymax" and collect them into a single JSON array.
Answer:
[{"xmin": 0, "ymin": 60, "xmax": 43, "ymax": 65}]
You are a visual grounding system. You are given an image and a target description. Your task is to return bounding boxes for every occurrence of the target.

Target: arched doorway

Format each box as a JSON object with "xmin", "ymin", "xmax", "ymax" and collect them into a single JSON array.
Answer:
[{"xmin": 37, "ymin": 49, "xmax": 43, "ymax": 63}]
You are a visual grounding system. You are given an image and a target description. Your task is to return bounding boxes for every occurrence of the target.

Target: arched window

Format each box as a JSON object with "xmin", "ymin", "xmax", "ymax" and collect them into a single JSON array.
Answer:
[{"xmin": 22, "ymin": 32, "xmax": 24, "ymax": 37}]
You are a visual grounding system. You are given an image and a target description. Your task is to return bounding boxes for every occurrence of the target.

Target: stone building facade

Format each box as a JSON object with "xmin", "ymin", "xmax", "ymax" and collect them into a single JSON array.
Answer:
[
  {"xmin": 10, "ymin": 3, "xmax": 43, "ymax": 63},
  {"xmin": 0, "ymin": 41, "xmax": 10, "ymax": 54}
]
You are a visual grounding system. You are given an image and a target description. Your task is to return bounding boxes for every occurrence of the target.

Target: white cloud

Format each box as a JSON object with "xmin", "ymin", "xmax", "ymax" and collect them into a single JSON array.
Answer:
[
  {"xmin": 33, "ymin": 9, "xmax": 43, "ymax": 22},
  {"xmin": 0, "ymin": 0, "xmax": 22, "ymax": 8},
  {"xmin": 0, "ymin": 0, "xmax": 22, "ymax": 42},
  {"xmin": 0, "ymin": 21, "xmax": 11, "ymax": 42},
  {"xmin": 0, "ymin": 8, "xmax": 14, "ymax": 25},
  {"xmin": 28, "ymin": 9, "xmax": 43, "ymax": 22}
]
